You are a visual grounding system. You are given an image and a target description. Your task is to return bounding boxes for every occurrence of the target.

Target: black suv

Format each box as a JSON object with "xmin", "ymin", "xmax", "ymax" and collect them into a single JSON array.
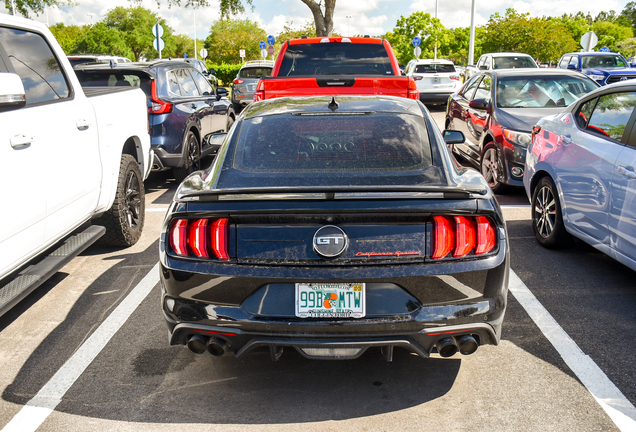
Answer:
[{"xmin": 75, "ymin": 60, "xmax": 235, "ymax": 181}]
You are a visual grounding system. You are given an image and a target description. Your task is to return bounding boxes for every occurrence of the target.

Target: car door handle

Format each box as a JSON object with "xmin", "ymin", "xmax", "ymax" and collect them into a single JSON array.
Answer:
[
  {"xmin": 10, "ymin": 134, "xmax": 34, "ymax": 149},
  {"xmin": 617, "ymin": 165, "xmax": 636, "ymax": 179},
  {"xmin": 76, "ymin": 119, "xmax": 91, "ymax": 130},
  {"xmin": 561, "ymin": 134, "xmax": 572, "ymax": 145}
]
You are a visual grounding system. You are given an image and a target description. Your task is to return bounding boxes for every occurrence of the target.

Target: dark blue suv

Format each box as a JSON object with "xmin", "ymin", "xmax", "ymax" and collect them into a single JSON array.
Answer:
[
  {"xmin": 75, "ymin": 60, "xmax": 235, "ymax": 181},
  {"xmin": 557, "ymin": 52, "xmax": 636, "ymax": 86}
]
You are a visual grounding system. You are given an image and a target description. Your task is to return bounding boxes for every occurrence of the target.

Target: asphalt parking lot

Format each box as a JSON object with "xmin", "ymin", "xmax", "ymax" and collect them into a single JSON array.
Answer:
[{"xmin": 0, "ymin": 105, "xmax": 635, "ymax": 432}]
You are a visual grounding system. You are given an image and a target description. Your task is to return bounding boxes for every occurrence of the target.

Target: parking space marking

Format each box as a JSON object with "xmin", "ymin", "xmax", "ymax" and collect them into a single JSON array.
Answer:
[
  {"xmin": 509, "ymin": 270, "xmax": 636, "ymax": 431},
  {"xmin": 1, "ymin": 263, "xmax": 160, "ymax": 432}
]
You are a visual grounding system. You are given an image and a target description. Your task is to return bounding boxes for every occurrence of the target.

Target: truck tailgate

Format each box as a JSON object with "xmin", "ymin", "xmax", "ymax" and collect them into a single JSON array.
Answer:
[{"xmin": 258, "ymin": 76, "xmax": 417, "ymax": 99}]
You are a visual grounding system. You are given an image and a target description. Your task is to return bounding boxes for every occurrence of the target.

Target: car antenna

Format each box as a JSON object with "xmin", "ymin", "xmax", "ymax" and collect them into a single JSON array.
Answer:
[{"xmin": 328, "ymin": 96, "xmax": 339, "ymax": 112}]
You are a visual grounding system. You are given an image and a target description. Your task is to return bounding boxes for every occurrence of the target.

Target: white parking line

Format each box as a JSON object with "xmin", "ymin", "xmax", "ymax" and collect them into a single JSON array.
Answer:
[
  {"xmin": 1, "ymin": 263, "xmax": 160, "ymax": 432},
  {"xmin": 508, "ymin": 270, "xmax": 636, "ymax": 430},
  {"xmin": 2, "ymin": 264, "xmax": 634, "ymax": 431}
]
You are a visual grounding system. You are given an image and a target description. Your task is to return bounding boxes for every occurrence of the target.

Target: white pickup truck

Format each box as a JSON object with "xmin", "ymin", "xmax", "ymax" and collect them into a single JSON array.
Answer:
[{"xmin": 0, "ymin": 14, "xmax": 153, "ymax": 316}]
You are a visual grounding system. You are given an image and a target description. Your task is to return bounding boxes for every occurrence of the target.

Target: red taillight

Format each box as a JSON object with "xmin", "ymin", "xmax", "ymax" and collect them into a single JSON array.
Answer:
[
  {"xmin": 413, "ymin": 76, "xmax": 423, "ymax": 81},
  {"xmin": 254, "ymin": 89, "xmax": 264, "ymax": 102},
  {"xmin": 233, "ymin": 78, "xmax": 244, "ymax": 85},
  {"xmin": 406, "ymin": 78, "xmax": 420, "ymax": 100},
  {"xmin": 169, "ymin": 218, "xmax": 230, "ymax": 260},
  {"xmin": 432, "ymin": 215, "xmax": 496, "ymax": 259},
  {"xmin": 150, "ymin": 80, "xmax": 173, "ymax": 114},
  {"xmin": 450, "ymin": 75, "xmax": 461, "ymax": 81}
]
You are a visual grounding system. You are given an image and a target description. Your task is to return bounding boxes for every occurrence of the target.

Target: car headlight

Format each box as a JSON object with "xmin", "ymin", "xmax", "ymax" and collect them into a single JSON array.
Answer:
[
  {"xmin": 503, "ymin": 128, "xmax": 532, "ymax": 148},
  {"xmin": 589, "ymin": 74, "xmax": 605, "ymax": 82}
]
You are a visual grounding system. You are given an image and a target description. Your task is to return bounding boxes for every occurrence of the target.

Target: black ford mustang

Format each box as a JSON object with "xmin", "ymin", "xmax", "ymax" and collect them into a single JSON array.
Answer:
[{"xmin": 159, "ymin": 95, "xmax": 509, "ymax": 361}]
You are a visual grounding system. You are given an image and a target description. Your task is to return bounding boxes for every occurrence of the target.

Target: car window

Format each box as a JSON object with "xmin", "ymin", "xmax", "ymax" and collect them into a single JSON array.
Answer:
[
  {"xmin": 240, "ymin": 67, "xmax": 273, "ymax": 78},
  {"xmin": 0, "ymin": 26, "xmax": 70, "ymax": 105},
  {"xmin": 462, "ymin": 76, "xmax": 481, "ymax": 100},
  {"xmin": 176, "ymin": 69, "xmax": 199, "ymax": 97},
  {"xmin": 191, "ymin": 69, "xmax": 213, "ymax": 95},
  {"xmin": 581, "ymin": 55, "xmax": 628, "ymax": 69},
  {"xmin": 278, "ymin": 43, "xmax": 394, "ymax": 76},
  {"xmin": 558, "ymin": 56, "xmax": 570, "ymax": 69},
  {"xmin": 233, "ymin": 112, "xmax": 431, "ymax": 173},
  {"xmin": 167, "ymin": 71, "xmax": 182, "ymax": 96},
  {"xmin": 414, "ymin": 64, "xmax": 455, "ymax": 73},
  {"xmin": 576, "ymin": 98, "xmax": 596, "ymax": 129},
  {"xmin": 585, "ymin": 92, "xmax": 636, "ymax": 141},
  {"xmin": 496, "ymin": 75, "xmax": 598, "ymax": 108},
  {"xmin": 473, "ymin": 75, "xmax": 492, "ymax": 100},
  {"xmin": 493, "ymin": 56, "xmax": 536, "ymax": 69},
  {"xmin": 568, "ymin": 57, "xmax": 579, "ymax": 68}
]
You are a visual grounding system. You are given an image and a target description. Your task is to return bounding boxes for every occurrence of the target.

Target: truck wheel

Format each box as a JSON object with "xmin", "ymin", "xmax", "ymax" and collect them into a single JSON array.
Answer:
[
  {"xmin": 172, "ymin": 131, "xmax": 200, "ymax": 183},
  {"xmin": 99, "ymin": 154, "xmax": 145, "ymax": 247}
]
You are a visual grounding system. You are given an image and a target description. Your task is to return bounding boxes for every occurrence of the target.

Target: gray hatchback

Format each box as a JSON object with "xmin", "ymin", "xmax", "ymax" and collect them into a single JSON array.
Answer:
[{"xmin": 231, "ymin": 60, "xmax": 274, "ymax": 110}]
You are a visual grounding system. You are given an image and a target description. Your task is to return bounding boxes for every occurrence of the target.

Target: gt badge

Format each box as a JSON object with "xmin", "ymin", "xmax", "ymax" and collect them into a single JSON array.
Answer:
[{"xmin": 313, "ymin": 225, "xmax": 348, "ymax": 258}]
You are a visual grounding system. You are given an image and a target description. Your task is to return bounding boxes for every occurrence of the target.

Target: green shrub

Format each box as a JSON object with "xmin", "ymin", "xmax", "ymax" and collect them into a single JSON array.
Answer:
[{"xmin": 207, "ymin": 62, "xmax": 243, "ymax": 86}]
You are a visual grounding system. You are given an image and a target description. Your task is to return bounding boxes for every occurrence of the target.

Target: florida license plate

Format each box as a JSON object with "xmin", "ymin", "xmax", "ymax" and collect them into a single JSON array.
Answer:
[{"xmin": 295, "ymin": 283, "xmax": 366, "ymax": 318}]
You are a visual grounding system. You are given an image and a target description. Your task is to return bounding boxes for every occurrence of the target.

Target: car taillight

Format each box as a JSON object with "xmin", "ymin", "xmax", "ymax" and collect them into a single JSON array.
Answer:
[
  {"xmin": 233, "ymin": 78, "xmax": 244, "ymax": 85},
  {"xmin": 450, "ymin": 75, "xmax": 461, "ymax": 81},
  {"xmin": 254, "ymin": 89, "xmax": 264, "ymax": 102},
  {"xmin": 169, "ymin": 218, "xmax": 230, "ymax": 260},
  {"xmin": 413, "ymin": 76, "xmax": 423, "ymax": 81},
  {"xmin": 150, "ymin": 80, "xmax": 173, "ymax": 114},
  {"xmin": 432, "ymin": 215, "xmax": 496, "ymax": 259},
  {"xmin": 407, "ymin": 78, "xmax": 419, "ymax": 100}
]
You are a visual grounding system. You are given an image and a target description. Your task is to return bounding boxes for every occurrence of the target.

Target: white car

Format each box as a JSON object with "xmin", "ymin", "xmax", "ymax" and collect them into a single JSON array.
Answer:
[
  {"xmin": 404, "ymin": 59, "xmax": 462, "ymax": 104},
  {"xmin": 475, "ymin": 52, "xmax": 538, "ymax": 71}
]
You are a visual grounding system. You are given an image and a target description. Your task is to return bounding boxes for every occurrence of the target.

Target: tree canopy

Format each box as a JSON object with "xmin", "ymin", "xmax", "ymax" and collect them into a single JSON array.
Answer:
[
  {"xmin": 203, "ymin": 18, "xmax": 266, "ymax": 63},
  {"xmin": 386, "ymin": 12, "xmax": 447, "ymax": 65}
]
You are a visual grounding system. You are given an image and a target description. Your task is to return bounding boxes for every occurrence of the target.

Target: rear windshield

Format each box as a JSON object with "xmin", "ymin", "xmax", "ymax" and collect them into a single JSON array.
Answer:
[
  {"xmin": 415, "ymin": 64, "xmax": 455, "ymax": 74},
  {"xmin": 75, "ymin": 71, "xmax": 151, "ymax": 96},
  {"xmin": 581, "ymin": 55, "xmax": 628, "ymax": 68},
  {"xmin": 278, "ymin": 43, "xmax": 394, "ymax": 76},
  {"xmin": 493, "ymin": 56, "xmax": 537, "ymax": 69},
  {"xmin": 496, "ymin": 75, "xmax": 598, "ymax": 108},
  {"xmin": 233, "ymin": 112, "xmax": 431, "ymax": 172},
  {"xmin": 240, "ymin": 67, "xmax": 273, "ymax": 78}
]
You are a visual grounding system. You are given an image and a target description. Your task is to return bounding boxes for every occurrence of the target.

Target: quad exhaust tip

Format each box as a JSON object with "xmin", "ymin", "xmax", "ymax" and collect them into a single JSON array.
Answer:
[
  {"xmin": 436, "ymin": 335, "xmax": 479, "ymax": 357},
  {"xmin": 186, "ymin": 335, "xmax": 208, "ymax": 354},
  {"xmin": 207, "ymin": 337, "xmax": 229, "ymax": 357},
  {"xmin": 186, "ymin": 335, "xmax": 228, "ymax": 356}
]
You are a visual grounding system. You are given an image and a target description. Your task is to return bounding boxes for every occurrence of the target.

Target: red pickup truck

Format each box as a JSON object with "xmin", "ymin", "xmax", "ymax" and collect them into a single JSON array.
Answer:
[{"xmin": 254, "ymin": 37, "xmax": 419, "ymax": 101}]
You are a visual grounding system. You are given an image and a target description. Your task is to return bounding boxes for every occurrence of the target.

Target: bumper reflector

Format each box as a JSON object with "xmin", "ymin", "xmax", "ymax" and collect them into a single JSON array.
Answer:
[{"xmin": 299, "ymin": 347, "xmax": 362, "ymax": 358}]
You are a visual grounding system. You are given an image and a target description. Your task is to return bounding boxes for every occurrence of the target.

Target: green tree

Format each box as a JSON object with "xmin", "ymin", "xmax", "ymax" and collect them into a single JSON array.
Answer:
[
  {"xmin": 4, "ymin": 0, "xmax": 71, "ymax": 18},
  {"xmin": 592, "ymin": 20, "xmax": 634, "ymax": 52},
  {"xmin": 386, "ymin": 12, "xmax": 447, "ymax": 65},
  {"xmin": 204, "ymin": 18, "xmax": 266, "ymax": 64},
  {"xmin": 550, "ymin": 14, "xmax": 591, "ymax": 44},
  {"xmin": 621, "ymin": 2, "xmax": 636, "ymax": 34},
  {"xmin": 443, "ymin": 26, "xmax": 486, "ymax": 65},
  {"xmin": 75, "ymin": 23, "xmax": 134, "ymax": 59},
  {"xmin": 48, "ymin": 23, "xmax": 85, "ymax": 54},
  {"xmin": 130, "ymin": 0, "xmax": 337, "ymax": 36},
  {"xmin": 104, "ymin": 6, "xmax": 176, "ymax": 61}
]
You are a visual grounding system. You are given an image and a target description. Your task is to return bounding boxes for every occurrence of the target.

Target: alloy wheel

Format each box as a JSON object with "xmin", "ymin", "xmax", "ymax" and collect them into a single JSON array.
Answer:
[
  {"xmin": 481, "ymin": 147, "xmax": 500, "ymax": 188},
  {"xmin": 534, "ymin": 185, "xmax": 557, "ymax": 238},
  {"xmin": 124, "ymin": 170, "xmax": 141, "ymax": 229}
]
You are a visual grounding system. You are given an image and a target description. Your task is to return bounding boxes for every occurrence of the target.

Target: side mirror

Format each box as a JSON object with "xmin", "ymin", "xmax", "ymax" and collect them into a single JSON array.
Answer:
[
  {"xmin": 479, "ymin": 65, "xmax": 488, "ymax": 70},
  {"xmin": 469, "ymin": 98, "xmax": 491, "ymax": 111},
  {"xmin": 209, "ymin": 68, "xmax": 216, "ymax": 75},
  {"xmin": 0, "ymin": 72, "xmax": 26, "ymax": 112},
  {"xmin": 216, "ymin": 87, "xmax": 229, "ymax": 100},
  {"xmin": 443, "ymin": 129, "xmax": 465, "ymax": 145},
  {"xmin": 567, "ymin": 64, "xmax": 577, "ymax": 70}
]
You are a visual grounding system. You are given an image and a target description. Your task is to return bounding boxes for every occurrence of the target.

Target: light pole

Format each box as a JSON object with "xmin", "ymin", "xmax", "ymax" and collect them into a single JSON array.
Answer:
[
  {"xmin": 346, "ymin": 15, "xmax": 352, "ymax": 36},
  {"xmin": 194, "ymin": 11, "xmax": 197, "ymax": 60},
  {"xmin": 10, "ymin": 0, "xmax": 16, "ymax": 15},
  {"xmin": 468, "ymin": 0, "xmax": 476, "ymax": 65},
  {"xmin": 433, "ymin": 0, "xmax": 438, "ymax": 60},
  {"xmin": 87, "ymin": 13, "xmax": 95, "ymax": 24}
]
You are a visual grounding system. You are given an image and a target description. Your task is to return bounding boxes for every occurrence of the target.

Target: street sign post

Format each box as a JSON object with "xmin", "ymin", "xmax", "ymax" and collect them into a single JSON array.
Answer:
[
  {"xmin": 240, "ymin": 49, "xmax": 245, "ymax": 60},
  {"xmin": 412, "ymin": 36, "xmax": 421, "ymax": 47},
  {"xmin": 259, "ymin": 41, "xmax": 267, "ymax": 50},
  {"xmin": 599, "ymin": 46, "xmax": 610, "ymax": 52},
  {"xmin": 580, "ymin": 31, "xmax": 598, "ymax": 52},
  {"xmin": 152, "ymin": 23, "xmax": 164, "ymax": 59},
  {"xmin": 414, "ymin": 46, "xmax": 421, "ymax": 59},
  {"xmin": 261, "ymin": 49, "xmax": 267, "ymax": 59},
  {"xmin": 267, "ymin": 35, "xmax": 275, "ymax": 46},
  {"xmin": 199, "ymin": 48, "xmax": 208, "ymax": 59},
  {"xmin": 267, "ymin": 45, "xmax": 275, "ymax": 58}
]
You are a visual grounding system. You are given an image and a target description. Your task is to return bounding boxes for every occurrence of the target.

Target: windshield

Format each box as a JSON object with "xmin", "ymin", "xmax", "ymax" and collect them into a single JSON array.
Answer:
[
  {"xmin": 581, "ymin": 55, "xmax": 628, "ymax": 68},
  {"xmin": 233, "ymin": 112, "xmax": 431, "ymax": 172},
  {"xmin": 496, "ymin": 76, "xmax": 598, "ymax": 108},
  {"xmin": 493, "ymin": 56, "xmax": 537, "ymax": 69},
  {"xmin": 240, "ymin": 67, "xmax": 273, "ymax": 78},
  {"xmin": 278, "ymin": 43, "xmax": 394, "ymax": 76},
  {"xmin": 415, "ymin": 64, "xmax": 455, "ymax": 74}
]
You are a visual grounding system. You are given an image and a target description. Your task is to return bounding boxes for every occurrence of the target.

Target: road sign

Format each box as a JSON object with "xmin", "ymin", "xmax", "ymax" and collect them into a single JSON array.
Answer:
[
  {"xmin": 240, "ymin": 49, "xmax": 246, "ymax": 58},
  {"xmin": 580, "ymin": 31, "xmax": 598, "ymax": 52},
  {"xmin": 259, "ymin": 41, "xmax": 267, "ymax": 50},
  {"xmin": 152, "ymin": 24, "xmax": 164, "ymax": 38},
  {"xmin": 599, "ymin": 46, "xmax": 610, "ymax": 52},
  {"xmin": 267, "ymin": 35, "xmax": 275, "ymax": 46},
  {"xmin": 153, "ymin": 38, "xmax": 165, "ymax": 52},
  {"xmin": 261, "ymin": 49, "xmax": 267, "ymax": 59},
  {"xmin": 199, "ymin": 48, "xmax": 208, "ymax": 59},
  {"xmin": 412, "ymin": 36, "xmax": 421, "ymax": 47},
  {"xmin": 414, "ymin": 47, "xmax": 421, "ymax": 58},
  {"xmin": 267, "ymin": 45, "xmax": 275, "ymax": 56}
]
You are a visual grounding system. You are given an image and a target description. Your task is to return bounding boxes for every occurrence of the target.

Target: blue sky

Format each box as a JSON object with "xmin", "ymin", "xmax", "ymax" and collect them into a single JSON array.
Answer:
[{"xmin": 1, "ymin": 0, "xmax": 631, "ymax": 41}]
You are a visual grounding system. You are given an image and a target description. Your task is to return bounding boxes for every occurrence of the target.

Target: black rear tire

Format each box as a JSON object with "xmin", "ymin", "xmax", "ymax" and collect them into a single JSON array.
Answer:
[
  {"xmin": 531, "ymin": 176, "xmax": 572, "ymax": 248},
  {"xmin": 172, "ymin": 131, "xmax": 200, "ymax": 183},
  {"xmin": 99, "ymin": 154, "xmax": 144, "ymax": 247}
]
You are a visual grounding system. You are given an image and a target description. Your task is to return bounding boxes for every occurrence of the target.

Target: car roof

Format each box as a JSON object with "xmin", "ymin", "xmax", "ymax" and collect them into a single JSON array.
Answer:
[
  {"xmin": 483, "ymin": 68, "xmax": 588, "ymax": 78},
  {"xmin": 74, "ymin": 60, "xmax": 193, "ymax": 72},
  {"xmin": 413, "ymin": 59, "xmax": 454, "ymax": 65},
  {"xmin": 483, "ymin": 52, "xmax": 533, "ymax": 58},
  {"xmin": 241, "ymin": 95, "xmax": 422, "ymax": 120},
  {"xmin": 562, "ymin": 52, "xmax": 625, "ymax": 57},
  {"xmin": 288, "ymin": 36, "xmax": 383, "ymax": 45}
]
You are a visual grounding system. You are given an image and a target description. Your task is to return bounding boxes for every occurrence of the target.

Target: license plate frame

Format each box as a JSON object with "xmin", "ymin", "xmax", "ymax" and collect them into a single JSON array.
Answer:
[{"xmin": 295, "ymin": 283, "xmax": 366, "ymax": 318}]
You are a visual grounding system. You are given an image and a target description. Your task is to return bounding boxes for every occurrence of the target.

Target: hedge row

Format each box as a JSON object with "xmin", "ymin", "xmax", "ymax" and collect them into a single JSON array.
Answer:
[{"xmin": 207, "ymin": 63, "xmax": 242, "ymax": 86}]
